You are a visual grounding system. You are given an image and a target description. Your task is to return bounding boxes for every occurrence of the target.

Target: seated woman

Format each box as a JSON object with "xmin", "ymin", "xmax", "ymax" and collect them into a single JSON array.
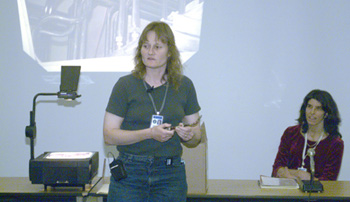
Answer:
[{"xmin": 272, "ymin": 89, "xmax": 344, "ymax": 181}]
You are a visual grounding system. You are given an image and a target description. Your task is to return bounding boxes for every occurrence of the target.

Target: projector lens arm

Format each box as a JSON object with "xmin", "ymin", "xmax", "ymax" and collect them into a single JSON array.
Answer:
[{"xmin": 25, "ymin": 93, "xmax": 58, "ymax": 160}]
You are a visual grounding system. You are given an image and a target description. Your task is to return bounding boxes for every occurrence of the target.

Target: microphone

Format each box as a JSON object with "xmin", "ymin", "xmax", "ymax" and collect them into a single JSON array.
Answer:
[
  {"xmin": 301, "ymin": 148, "xmax": 323, "ymax": 192},
  {"xmin": 307, "ymin": 148, "xmax": 316, "ymax": 175},
  {"xmin": 146, "ymin": 86, "xmax": 154, "ymax": 93},
  {"xmin": 307, "ymin": 148, "xmax": 316, "ymax": 183}
]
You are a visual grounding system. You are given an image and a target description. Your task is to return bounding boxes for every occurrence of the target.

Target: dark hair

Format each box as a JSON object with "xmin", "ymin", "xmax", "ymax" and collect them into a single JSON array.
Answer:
[
  {"xmin": 297, "ymin": 89, "xmax": 341, "ymax": 138},
  {"xmin": 132, "ymin": 21, "xmax": 183, "ymax": 90}
]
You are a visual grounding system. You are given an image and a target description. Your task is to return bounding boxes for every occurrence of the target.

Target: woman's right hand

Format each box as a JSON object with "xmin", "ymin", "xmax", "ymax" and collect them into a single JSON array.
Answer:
[
  {"xmin": 150, "ymin": 124, "xmax": 175, "ymax": 142},
  {"xmin": 278, "ymin": 167, "xmax": 314, "ymax": 181},
  {"xmin": 277, "ymin": 167, "xmax": 296, "ymax": 179}
]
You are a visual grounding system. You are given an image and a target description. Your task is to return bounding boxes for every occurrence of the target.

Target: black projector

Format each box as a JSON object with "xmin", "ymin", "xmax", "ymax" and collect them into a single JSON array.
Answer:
[{"xmin": 29, "ymin": 151, "xmax": 99, "ymax": 190}]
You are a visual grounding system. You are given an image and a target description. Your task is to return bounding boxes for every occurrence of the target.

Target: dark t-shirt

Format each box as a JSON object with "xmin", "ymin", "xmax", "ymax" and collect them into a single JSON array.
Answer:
[{"xmin": 106, "ymin": 74, "xmax": 201, "ymax": 157}]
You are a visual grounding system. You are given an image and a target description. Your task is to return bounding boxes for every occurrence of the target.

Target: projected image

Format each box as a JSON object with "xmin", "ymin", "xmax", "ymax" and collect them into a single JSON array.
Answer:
[{"xmin": 18, "ymin": 0, "xmax": 204, "ymax": 72}]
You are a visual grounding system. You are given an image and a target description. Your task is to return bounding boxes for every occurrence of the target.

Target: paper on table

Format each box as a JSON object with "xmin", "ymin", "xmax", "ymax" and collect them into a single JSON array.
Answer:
[{"xmin": 259, "ymin": 175, "xmax": 299, "ymax": 189}]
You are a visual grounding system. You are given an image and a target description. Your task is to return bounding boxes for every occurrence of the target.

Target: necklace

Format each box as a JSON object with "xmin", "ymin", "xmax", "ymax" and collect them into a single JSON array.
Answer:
[
  {"xmin": 301, "ymin": 131, "xmax": 324, "ymax": 169},
  {"xmin": 306, "ymin": 131, "xmax": 324, "ymax": 148}
]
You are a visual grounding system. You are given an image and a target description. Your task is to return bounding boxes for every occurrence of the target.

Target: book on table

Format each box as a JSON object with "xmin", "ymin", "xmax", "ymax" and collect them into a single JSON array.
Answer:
[{"xmin": 259, "ymin": 175, "xmax": 299, "ymax": 189}]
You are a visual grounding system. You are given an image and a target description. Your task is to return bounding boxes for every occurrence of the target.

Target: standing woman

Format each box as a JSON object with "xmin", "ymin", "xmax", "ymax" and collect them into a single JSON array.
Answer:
[
  {"xmin": 103, "ymin": 21, "xmax": 201, "ymax": 202},
  {"xmin": 272, "ymin": 89, "xmax": 344, "ymax": 181}
]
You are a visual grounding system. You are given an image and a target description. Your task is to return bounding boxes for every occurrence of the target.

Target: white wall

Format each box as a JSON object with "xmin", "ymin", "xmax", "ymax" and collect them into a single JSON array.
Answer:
[{"xmin": 1, "ymin": 0, "xmax": 349, "ymax": 181}]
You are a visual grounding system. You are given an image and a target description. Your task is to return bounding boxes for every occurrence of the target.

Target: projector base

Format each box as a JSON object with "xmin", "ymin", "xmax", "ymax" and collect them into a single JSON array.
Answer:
[
  {"xmin": 301, "ymin": 180, "xmax": 324, "ymax": 193},
  {"xmin": 29, "ymin": 151, "xmax": 99, "ymax": 191},
  {"xmin": 44, "ymin": 183, "xmax": 86, "ymax": 191}
]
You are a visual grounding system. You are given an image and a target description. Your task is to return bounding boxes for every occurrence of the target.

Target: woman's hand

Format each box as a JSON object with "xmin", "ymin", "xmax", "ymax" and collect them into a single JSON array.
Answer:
[
  {"xmin": 175, "ymin": 123, "xmax": 195, "ymax": 142},
  {"xmin": 177, "ymin": 113, "xmax": 202, "ymax": 147},
  {"xmin": 150, "ymin": 123, "xmax": 175, "ymax": 142},
  {"xmin": 277, "ymin": 167, "xmax": 317, "ymax": 181},
  {"xmin": 294, "ymin": 169, "xmax": 312, "ymax": 180},
  {"xmin": 277, "ymin": 167, "xmax": 296, "ymax": 179}
]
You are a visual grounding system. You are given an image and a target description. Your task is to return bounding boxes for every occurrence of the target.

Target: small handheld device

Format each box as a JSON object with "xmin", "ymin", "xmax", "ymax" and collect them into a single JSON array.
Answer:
[
  {"xmin": 110, "ymin": 159, "xmax": 127, "ymax": 181},
  {"xmin": 108, "ymin": 152, "xmax": 127, "ymax": 181},
  {"xmin": 165, "ymin": 115, "xmax": 202, "ymax": 130}
]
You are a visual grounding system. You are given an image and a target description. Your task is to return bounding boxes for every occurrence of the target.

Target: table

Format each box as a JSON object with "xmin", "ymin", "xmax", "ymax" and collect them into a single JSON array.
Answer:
[
  {"xmin": 187, "ymin": 179, "xmax": 350, "ymax": 201},
  {"xmin": 89, "ymin": 178, "xmax": 350, "ymax": 202},
  {"xmin": 0, "ymin": 177, "xmax": 102, "ymax": 202},
  {"xmin": 2, "ymin": 177, "xmax": 350, "ymax": 202}
]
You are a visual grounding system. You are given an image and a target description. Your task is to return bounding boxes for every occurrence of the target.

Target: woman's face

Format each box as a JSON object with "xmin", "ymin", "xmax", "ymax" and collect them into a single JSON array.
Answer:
[
  {"xmin": 305, "ymin": 98, "xmax": 326, "ymax": 127},
  {"xmin": 141, "ymin": 31, "xmax": 169, "ymax": 70}
]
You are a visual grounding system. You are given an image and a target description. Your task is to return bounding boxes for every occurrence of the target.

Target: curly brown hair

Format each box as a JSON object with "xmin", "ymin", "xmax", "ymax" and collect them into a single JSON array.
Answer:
[
  {"xmin": 132, "ymin": 21, "xmax": 183, "ymax": 90},
  {"xmin": 297, "ymin": 89, "xmax": 342, "ymax": 138}
]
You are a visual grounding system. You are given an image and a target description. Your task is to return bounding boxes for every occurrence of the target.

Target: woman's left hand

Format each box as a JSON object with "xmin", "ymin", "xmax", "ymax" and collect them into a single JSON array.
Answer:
[
  {"xmin": 175, "ymin": 123, "xmax": 194, "ymax": 142},
  {"xmin": 295, "ymin": 169, "xmax": 312, "ymax": 181}
]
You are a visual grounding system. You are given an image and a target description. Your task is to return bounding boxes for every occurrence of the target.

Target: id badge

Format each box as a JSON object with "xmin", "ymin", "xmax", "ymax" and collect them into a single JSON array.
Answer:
[{"xmin": 150, "ymin": 115, "xmax": 163, "ymax": 128}]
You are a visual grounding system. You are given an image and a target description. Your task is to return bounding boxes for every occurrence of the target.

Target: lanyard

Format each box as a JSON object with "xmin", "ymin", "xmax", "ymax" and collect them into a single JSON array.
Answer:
[
  {"xmin": 143, "ymin": 80, "xmax": 169, "ymax": 115},
  {"xmin": 301, "ymin": 132, "xmax": 324, "ymax": 169}
]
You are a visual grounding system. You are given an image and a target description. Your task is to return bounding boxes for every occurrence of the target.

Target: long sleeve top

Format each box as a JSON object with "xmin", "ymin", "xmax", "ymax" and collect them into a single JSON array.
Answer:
[{"xmin": 272, "ymin": 125, "xmax": 344, "ymax": 181}]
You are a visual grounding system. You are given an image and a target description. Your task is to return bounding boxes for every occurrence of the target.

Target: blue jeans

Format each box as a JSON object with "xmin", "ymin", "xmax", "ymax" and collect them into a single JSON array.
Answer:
[{"xmin": 107, "ymin": 152, "xmax": 187, "ymax": 202}]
